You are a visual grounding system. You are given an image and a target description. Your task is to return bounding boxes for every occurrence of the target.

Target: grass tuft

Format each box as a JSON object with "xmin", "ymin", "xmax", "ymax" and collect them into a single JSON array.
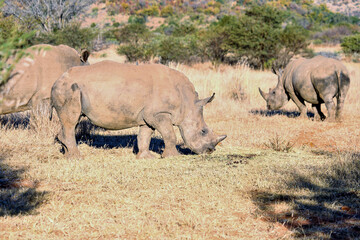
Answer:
[{"xmin": 264, "ymin": 134, "xmax": 295, "ymax": 152}]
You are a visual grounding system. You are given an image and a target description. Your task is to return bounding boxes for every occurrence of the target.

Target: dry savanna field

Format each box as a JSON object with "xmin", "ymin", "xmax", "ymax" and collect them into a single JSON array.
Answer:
[{"xmin": 1, "ymin": 46, "xmax": 360, "ymax": 239}]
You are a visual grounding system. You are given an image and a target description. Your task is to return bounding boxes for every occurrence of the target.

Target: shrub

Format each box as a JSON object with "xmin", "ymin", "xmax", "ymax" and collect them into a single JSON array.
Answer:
[
  {"xmin": 33, "ymin": 23, "xmax": 98, "ymax": 50},
  {"xmin": 341, "ymin": 34, "xmax": 360, "ymax": 54},
  {"xmin": 312, "ymin": 25, "xmax": 353, "ymax": 44},
  {"xmin": 160, "ymin": 6, "xmax": 174, "ymax": 17},
  {"xmin": 117, "ymin": 43, "xmax": 154, "ymax": 62},
  {"xmin": 221, "ymin": 15, "xmax": 283, "ymax": 68},
  {"xmin": 128, "ymin": 15, "xmax": 147, "ymax": 25},
  {"xmin": 112, "ymin": 23, "xmax": 151, "ymax": 44},
  {"xmin": 172, "ymin": 22, "xmax": 198, "ymax": 37},
  {"xmin": 0, "ymin": 14, "xmax": 18, "ymax": 40},
  {"xmin": 204, "ymin": 7, "xmax": 220, "ymax": 15},
  {"xmin": 156, "ymin": 35, "xmax": 201, "ymax": 64},
  {"xmin": 138, "ymin": 5, "xmax": 160, "ymax": 17},
  {"xmin": 200, "ymin": 25, "xmax": 229, "ymax": 66}
]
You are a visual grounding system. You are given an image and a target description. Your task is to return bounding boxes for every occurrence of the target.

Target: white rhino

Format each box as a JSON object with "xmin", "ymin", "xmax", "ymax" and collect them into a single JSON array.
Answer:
[
  {"xmin": 259, "ymin": 56, "xmax": 350, "ymax": 121},
  {"xmin": 50, "ymin": 60, "xmax": 226, "ymax": 158},
  {"xmin": 0, "ymin": 44, "xmax": 89, "ymax": 115}
]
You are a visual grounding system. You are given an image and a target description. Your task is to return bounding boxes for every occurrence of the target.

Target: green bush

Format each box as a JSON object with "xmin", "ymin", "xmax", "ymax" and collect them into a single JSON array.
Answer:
[
  {"xmin": 138, "ymin": 5, "xmax": 160, "ymax": 17},
  {"xmin": 160, "ymin": 6, "xmax": 174, "ymax": 17},
  {"xmin": 199, "ymin": 25, "xmax": 229, "ymax": 66},
  {"xmin": 172, "ymin": 22, "xmax": 198, "ymax": 37},
  {"xmin": 201, "ymin": 5, "xmax": 309, "ymax": 69},
  {"xmin": 117, "ymin": 43, "xmax": 155, "ymax": 62},
  {"xmin": 128, "ymin": 15, "xmax": 147, "ymax": 25},
  {"xmin": 219, "ymin": 14, "xmax": 283, "ymax": 68},
  {"xmin": 112, "ymin": 23, "xmax": 151, "ymax": 44},
  {"xmin": 156, "ymin": 35, "xmax": 201, "ymax": 64},
  {"xmin": 341, "ymin": 34, "xmax": 360, "ymax": 54},
  {"xmin": 34, "ymin": 23, "xmax": 98, "ymax": 50},
  {"xmin": 0, "ymin": 15, "xmax": 18, "ymax": 40}
]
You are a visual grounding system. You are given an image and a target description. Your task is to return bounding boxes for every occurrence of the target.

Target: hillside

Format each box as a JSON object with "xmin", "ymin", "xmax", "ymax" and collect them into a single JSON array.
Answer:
[
  {"xmin": 94, "ymin": 0, "xmax": 360, "ymax": 17},
  {"xmin": 315, "ymin": 0, "xmax": 360, "ymax": 17}
]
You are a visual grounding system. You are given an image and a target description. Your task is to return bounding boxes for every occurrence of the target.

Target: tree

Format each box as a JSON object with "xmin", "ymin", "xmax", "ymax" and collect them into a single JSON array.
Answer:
[
  {"xmin": 341, "ymin": 34, "xmax": 360, "ymax": 54},
  {"xmin": 3, "ymin": 0, "xmax": 96, "ymax": 32},
  {"xmin": 200, "ymin": 25, "xmax": 229, "ymax": 67}
]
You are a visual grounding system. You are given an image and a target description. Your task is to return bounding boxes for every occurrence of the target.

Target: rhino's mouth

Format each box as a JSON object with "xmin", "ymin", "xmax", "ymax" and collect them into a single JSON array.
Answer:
[{"xmin": 204, "ymin": 147, "xmax": 216, "ymax": 154}]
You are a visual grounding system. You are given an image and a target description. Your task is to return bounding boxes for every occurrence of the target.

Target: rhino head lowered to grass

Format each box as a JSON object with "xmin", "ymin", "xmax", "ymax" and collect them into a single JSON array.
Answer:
[
  {"xmin": 259, "ymin": 56, "xmax": 350, "ymax": 121},
  {"xmin": 51, "ymin": 60, "xmax": 227, "ymax": 158},
  {"xmin": 0, "ymin": 44, "xmax": 89, "ymax": 115}
]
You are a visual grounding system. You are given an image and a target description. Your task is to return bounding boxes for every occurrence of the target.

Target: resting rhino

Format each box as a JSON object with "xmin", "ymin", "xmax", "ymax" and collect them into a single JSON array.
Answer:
[
  {"xmin": 259, "ymin": 56, "xmax": 350, "ymax": 121},
  {"xmin": 0, "ymin": 44, "xmax": 89, "ymax": 115},
  {"xmin": 51, "ymin": 60, "xmax": 227, "ymax": 158}
]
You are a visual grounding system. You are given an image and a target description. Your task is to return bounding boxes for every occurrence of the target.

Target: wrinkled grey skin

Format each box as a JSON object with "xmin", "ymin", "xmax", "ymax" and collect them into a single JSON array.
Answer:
[
  {"xmin": 259, "ymin": 56, "xmax": 350, "ymax": 121},
  {"xmin": 0, "ymin": 44, "xmax": 89, "ymax": 115},
  {"xmin": 51, "ymin": 60, "xmax": 226, "ymax": 159}
]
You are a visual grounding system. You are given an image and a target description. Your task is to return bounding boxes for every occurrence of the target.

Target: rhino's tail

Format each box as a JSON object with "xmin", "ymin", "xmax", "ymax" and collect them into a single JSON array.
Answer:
[{"xmin": 335, "ymin": 70, "xmax": 342, "ymax": 97}]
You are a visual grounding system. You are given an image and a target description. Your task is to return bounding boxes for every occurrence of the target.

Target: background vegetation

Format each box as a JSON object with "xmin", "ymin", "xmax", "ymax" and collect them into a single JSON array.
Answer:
[{"xmin": 1, "ymin": 0, "xmax": 359, "ymax": 69}]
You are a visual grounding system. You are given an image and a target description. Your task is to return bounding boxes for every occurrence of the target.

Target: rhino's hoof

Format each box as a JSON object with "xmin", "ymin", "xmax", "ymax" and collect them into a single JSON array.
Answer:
[
  {"xmin": 136, "ymin": 151, "xmax": 155, "ymax": 159},
  {"xmin": 161, "ymin": 149, "xmax": 180, "ymax": 158}
]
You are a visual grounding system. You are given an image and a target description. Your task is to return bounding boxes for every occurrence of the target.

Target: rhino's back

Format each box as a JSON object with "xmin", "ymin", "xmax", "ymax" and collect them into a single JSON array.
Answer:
[
  {"xmin": 64, "ymin": 61, "xmax": 194, "ymax": 129},
  {"xmin": 5, "ymin": 44, "xmax": 81, "ymax": 99},
  {"xmin": 0, "ymin": 44, "xmax": 82, "ymax": 114}
]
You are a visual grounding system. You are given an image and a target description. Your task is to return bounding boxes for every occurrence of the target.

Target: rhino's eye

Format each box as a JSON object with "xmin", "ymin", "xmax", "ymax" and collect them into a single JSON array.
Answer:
[
  {"xmin": 272, "ymin": 91, "xmax": 276, "ymax": 95},
  {"xmin": 201, "ymin": 129, "xmax": 208, "ymax": 136}
]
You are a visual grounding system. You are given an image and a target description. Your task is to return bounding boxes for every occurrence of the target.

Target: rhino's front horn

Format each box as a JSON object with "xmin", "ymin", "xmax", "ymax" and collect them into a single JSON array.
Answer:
[
  {"xmin": 214, "ymin": 135, "xmax": 227, "ymax": 146},
  {"xmin": 258, "ymin": 88, "xmax": 269, "ymax": 101}
]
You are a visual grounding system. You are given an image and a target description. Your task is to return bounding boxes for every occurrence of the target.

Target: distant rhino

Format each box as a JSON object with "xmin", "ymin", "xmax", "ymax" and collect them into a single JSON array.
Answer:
[
  {"xmin": 0, "ymin": 44, "xmax": 89, "ymax": 115},
  {"xmin": 51, "ymin": 61, "xmax": 227, "ymax": 158},
  {"xmin": 259, "ymin": 56, "xmax": 350, "ymax": 121}
]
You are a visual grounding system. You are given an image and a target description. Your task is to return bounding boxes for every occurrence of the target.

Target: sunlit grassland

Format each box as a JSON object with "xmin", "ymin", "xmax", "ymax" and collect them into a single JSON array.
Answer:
[{"xmin": 0, "ymin": 53, "xmax": 359, "ymax": 239}]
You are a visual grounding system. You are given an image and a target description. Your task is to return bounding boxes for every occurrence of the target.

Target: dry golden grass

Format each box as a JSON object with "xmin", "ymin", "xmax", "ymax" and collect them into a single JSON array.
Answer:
[{"xmin": 1, "ymin": 52, "xmax": 360, "ymax": 239}]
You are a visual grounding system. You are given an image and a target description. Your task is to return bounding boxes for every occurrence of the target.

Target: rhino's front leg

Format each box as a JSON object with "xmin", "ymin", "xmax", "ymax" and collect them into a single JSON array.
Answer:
[
  {"xmin": 288, "ymin": 92, "xmax": 307, "ymax": 118},
  {"xmin": 312, "ymin": 104, "xmax": 326, "ymax": 121},
  {"xmin": 136, "ymin": 125, "xmax": 155, "ymax": 159},
  {"xmin": 151, "ymin": 113, "xmax": 179, "ymax": 158}
]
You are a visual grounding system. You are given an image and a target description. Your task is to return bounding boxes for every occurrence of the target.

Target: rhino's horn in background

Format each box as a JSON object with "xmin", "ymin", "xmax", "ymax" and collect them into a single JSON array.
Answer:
[
  {"xmin": 258, "ymin": 88, "xmax": 269, "ymax": 101},
  {"xmin": 214, "ymin": 135, "xmax": 227, "ymax": 146}
]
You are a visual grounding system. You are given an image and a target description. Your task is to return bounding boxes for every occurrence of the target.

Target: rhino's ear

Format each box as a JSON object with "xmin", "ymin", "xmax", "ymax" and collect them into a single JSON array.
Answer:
[
  {"xmin": 271, "ymin": 67, "xmax": 277, "ymax": 75},
  {"xmin": 272, "ymin": 67, "xmax": 283, "ymax": 76},
  {"xmin": 80, "ymin": 49, "xmax": 90, "ymax": 63},
  {"xmin": 196, "ymin": 93, "xmax": 215, "ymax": 107}
]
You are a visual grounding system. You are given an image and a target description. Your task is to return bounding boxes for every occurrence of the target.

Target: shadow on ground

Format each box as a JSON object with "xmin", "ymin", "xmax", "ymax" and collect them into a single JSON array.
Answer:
[
  {"xmin": 250, "ymin": 109, "xmax": 315, "ymax": 118},
  {"xmin": 251, "ymin": 151, "xmax": 360, "ymax": 239},
  {"xmin": 0, "ymin": 113, "xmax": 30, "ymax": 129},
  {"xmin": 74, "ymin": 119, "xmax": 195, "ymax": 156},
  {"xmin": 0, "ymin": 156, "xmax": 48, "ymax": 217}
]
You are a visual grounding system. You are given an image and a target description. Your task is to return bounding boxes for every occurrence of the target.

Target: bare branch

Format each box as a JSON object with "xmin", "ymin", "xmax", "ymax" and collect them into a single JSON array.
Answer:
[{"xmin": 3, "ymin": 0, "xmax": 96, "ymax": 32}]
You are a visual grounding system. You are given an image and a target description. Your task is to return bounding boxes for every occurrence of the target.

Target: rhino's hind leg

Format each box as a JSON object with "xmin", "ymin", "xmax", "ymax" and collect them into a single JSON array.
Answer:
[
  {"xmin": 136, "ymin": 125, "xmax": 155, "ymax": 159},
  {"xmin": 335, "ymin": 88, "xmax": 349, "ymax": 122},
  {"xmin": 336, "ymin": 96, "xmax": 345, "ymax": 121},
  {"xmin": 54, "ymin": 85, "xmax": 82, "ymax": 158},
  {"xmin": 324, "ymin": 97, "xmax": 336, "ymax": 122},
  {"xmin": 150, "ymin": 114, "xmax": 179, "ymax": 158},
  {"xmin": 312, "ymin": 104, "xmax": 326, "ymax": 121}
]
